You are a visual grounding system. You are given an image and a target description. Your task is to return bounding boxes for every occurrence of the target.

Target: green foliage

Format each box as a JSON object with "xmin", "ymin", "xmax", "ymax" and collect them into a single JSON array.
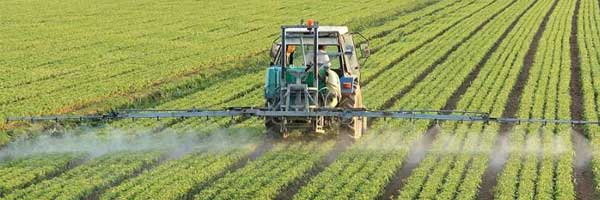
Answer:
[
  {"xmin": 101, "ymin": 150, "xmax": 249, "ymax": 200},
  {"xmin": 0, "ymin": 154, "xmax": 82, "ymax": 196},
  {"xmin": 3, "ymin": 151, "xmax": 161, "ymax": 199}
]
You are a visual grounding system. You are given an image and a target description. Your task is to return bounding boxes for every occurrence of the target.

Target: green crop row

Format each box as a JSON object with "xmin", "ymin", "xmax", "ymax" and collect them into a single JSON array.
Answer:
[
  {"xmin": 365, "ymin": 0, "xmax": 472, "ymax": 51},
  {"xmin": 2, "ymin": 151, "xmax": 162, "ymax": 200},
  {"xmin": 287, "ymin": 1, "xmax": 519, "ymax": 198},
  {"xmin": 194, "ymin": 142, "xmax": 333, "ymax": 199},
  {"xmin": 495, "ymin": 0, "xmax": 577, "ymax": 198},
  {"xmin": 363, "ymin": 0, "xmax": 512, "ymax": 109},
  {"xmin": 426, "ymin": 0, "xmax": 561, "ymax": 197},
  {"xmin": 0, "ymin": 153, "xmax": 82, "ymax": 196},
  {"xmin": 1, "ymin": 0, "xmax": 435, "ymax": 133},
  {"xmin": 363, "ymin": 0, "xmax": 495, "ymax": 85},
  {"xmin": 293, "ymin": 128, "xmax": 413, "ymax": 200},
  {"xmin": 360, "ymin": 0, "xmax": 459, "ymax": 43},
  {"xmin": 101, "ymin": 150, "xmax": 250, "ymax": 200},
  {"xmin": 390, "ymin": 0, "xmax": 544, "ymax": 198}
]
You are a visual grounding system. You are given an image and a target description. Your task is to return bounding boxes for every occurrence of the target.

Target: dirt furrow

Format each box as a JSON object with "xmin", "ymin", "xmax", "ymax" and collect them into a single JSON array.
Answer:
[
  {"xmin": 477, "ymin": 0, "xmax": 559, "ymax": 198},
  {"xmin": 569, "ymin": 0, "xmax": 598, "ymax": 199}
]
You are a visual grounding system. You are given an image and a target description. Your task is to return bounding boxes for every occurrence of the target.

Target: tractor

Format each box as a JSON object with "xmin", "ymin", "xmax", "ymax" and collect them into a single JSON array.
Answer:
[
  {"xmin": 264, "ymin": 20, "xmax": 371, "ymax": 139},
  {"xmin": 9, "ymin": 20, "xmax": 589, "ymax": 140}
]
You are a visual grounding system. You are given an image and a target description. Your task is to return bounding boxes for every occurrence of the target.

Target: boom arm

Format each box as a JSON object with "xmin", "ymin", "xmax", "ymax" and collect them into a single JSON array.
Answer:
[{"xmin": 5, "ymin": 107, "xmax": 599, "ymax": 125}]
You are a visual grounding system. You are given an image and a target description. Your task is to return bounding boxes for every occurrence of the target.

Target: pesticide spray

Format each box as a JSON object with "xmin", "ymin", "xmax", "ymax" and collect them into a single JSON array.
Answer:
[{"xmin": 0, "ymin": 126, "xmax": 262, "ymax": 161}]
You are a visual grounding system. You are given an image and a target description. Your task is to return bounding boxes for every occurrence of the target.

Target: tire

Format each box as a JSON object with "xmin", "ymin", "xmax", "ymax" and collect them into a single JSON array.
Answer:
[{"xmin": 339, "ymin": 85, "xmax": 364, "ymax": 140}]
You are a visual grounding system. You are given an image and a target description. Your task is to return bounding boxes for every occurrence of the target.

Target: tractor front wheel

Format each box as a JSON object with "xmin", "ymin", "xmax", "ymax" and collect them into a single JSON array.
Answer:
[{"xmin": 339, "ymin": 86, "xmax": 366, "ymax": 140}]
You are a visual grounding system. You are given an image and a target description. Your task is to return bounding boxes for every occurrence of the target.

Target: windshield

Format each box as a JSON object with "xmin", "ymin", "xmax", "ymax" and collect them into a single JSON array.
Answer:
[{"xmin": 283, "ymin": 44, "xmax": 341, "ymax": 70}]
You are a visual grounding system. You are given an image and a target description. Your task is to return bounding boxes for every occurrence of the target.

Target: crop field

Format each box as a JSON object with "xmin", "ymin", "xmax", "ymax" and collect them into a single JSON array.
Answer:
[{"xmin": 2, "ymin": 0, "xmax": 600, "ymax": 199}]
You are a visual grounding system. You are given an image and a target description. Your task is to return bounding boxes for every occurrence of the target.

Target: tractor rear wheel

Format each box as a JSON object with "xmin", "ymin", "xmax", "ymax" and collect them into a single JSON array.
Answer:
[{"xmin": 340, "ymin": 85, "xmax": 366, "ymax": 140}]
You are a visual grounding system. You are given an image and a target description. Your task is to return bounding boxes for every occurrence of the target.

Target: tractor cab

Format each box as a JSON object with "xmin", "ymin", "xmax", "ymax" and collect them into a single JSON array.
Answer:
[
  {"xmin": 264, "ymin": 20, "xmax": 370, "ymax": 139},
  {"xmin": 269, "ymin": 26, "xmax": 364, "ymax": 80}
]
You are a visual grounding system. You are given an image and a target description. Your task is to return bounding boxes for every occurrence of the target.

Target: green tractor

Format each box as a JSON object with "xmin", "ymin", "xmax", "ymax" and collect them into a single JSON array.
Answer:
[{"xmin": 264, "ymin": 20, "xmax": 371, "ymax": 139}]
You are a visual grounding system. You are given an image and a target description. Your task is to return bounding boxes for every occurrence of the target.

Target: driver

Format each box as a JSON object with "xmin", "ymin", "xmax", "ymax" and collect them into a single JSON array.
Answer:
[
  {"xmin": 305, "ymin": 45, "xmax": 330, "ymax": 68},
  {"xmin": 306, "ymin": 45, "xmax": 341, "ymax": 108}
]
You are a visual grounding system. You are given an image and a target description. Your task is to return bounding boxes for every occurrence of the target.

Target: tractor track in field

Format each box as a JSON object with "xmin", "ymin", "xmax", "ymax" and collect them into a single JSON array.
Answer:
[
  {"xmin": 477, "ymin": 0, "xmax": 558, "ymax": 198},
  {"xmin": 274, "ymin": 138, "xmax": 352, "ymax": 200},
  {"xmin": 363, "ymin": 0, "xmax": 497, "ymax": 86},
  {"xmin": 569, "ymin": 0, "xmax": 597, "ymax": 199},
  {"xmin": 380, "ymin": 0, "xmax": 535, "ymax": 198}
]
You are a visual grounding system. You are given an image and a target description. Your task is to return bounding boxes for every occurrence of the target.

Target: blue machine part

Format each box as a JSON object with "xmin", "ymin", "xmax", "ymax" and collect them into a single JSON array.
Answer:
[
  {"xmin": 340, "ymin": 76, "xmax": 356, "ymax": 94},
  {"xmin": 265, "ymin": 66, "xmax": 281, "ymax": 99}
]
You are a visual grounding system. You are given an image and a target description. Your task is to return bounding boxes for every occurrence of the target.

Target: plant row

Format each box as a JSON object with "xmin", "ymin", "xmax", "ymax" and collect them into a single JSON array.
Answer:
[
  {"xmin": 494, "ymin": 0, "xmax": 577, "ymax": 198},
  {"xmin": 575, "ymin": 0, "xmax": 600, "ymax": 193},
  {"xmin": 418, "ymin": 0, "xmax": 562, "ymax": 198},
  {"xmin": 2, "ymin": 151, "xmax": 162, "ymax": 200},
  {"xmin": 0, "ymin": 153, "xmax": 82, "ymax": 196},
  {"xmin": 100, "ymin": 150, "xmax": 250, "ymax": 199},
  {"xmin": 293, "ymin": 127, "xmax": 414, "ymax": 199},
  {"xmin": 389, "ymin": 0, "xmax": 544, "ymax": 198},
  {"xmin": 193, "ymin": 142, "xmax": 333, "ymax": 199},
  {"xmin": 1, "ymin": 0, "xmax": 430, "ymax": 136},
  {"xmin": 363, "ymin": 0, "xmax": 513, "ymax": 109}
]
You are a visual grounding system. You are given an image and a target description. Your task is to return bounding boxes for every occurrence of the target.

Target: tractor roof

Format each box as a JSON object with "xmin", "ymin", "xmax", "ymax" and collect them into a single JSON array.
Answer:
[{"xmin": 285, "ymin": 26, "xmax": 348, "ymax": 35}]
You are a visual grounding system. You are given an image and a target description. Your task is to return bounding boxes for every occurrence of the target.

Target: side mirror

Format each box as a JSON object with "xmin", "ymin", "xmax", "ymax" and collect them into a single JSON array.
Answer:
[
  {"xmin": 360, "ymin": 43, "xmax": 370, "ymax": 58},
  {"xmin": 270, "ymin": 43, "xmax": 281, "ymax": 59}
]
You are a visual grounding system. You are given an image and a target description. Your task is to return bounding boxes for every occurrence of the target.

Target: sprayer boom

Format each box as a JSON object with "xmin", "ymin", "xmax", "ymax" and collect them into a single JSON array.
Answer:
[{"xmin": 5, "ymin": 107, "xmax": 599, "ymax": 126}]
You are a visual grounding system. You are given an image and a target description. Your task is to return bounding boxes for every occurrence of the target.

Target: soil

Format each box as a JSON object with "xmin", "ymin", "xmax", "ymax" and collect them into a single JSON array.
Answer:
[{"xmin": 568, "ymin": 0, "xmax": 597, "ymax": 199}]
